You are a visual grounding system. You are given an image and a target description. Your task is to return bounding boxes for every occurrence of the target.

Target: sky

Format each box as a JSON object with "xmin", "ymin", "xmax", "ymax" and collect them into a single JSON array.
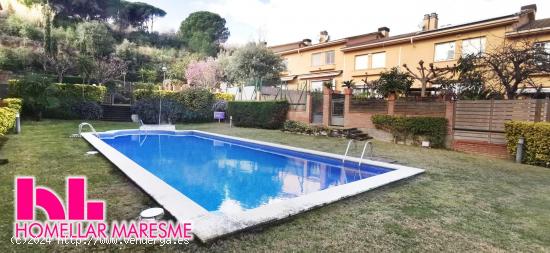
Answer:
[{"xmin": 130, "ymin": 0, "xmax": 550, "ymax": 46}]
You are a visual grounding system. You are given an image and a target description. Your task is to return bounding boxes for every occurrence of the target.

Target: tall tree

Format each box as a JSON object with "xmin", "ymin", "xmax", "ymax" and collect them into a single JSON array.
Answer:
[
  {"xmin": 477, "ymin": 40, "xmax": 550, "ymax": 99},
  {"xmin": 223, "ymin": 42, "xmax": 285, "ymax": 86},
  {"xmin": 115, "ymin": 1, "xmax": 166, "ymax": 31},
  {"xmin": 178, "ymin": 11, "xmax": 230, "ymax": 56},
  {"xmin": 76, "ymin": 21, "xmax": 115, "ymax": 58}
]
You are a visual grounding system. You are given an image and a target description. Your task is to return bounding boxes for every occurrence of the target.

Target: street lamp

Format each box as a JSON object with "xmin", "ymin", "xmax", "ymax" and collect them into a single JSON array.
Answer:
[{"xmin": 159, "ymin": 66, "xmax": 168, "ymax": 125}]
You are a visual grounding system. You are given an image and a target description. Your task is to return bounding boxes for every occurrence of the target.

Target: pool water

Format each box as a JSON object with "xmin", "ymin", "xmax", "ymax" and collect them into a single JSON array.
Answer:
[{"xmin": 102, "ymin": 132, "xmax": 393, "ymax": 212}]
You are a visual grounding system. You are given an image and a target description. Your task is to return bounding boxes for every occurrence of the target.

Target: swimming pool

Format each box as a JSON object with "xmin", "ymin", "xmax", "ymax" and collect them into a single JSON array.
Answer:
[{"xmin": 82, "ymin": 129, "xmax": 423, "ymax": 242}]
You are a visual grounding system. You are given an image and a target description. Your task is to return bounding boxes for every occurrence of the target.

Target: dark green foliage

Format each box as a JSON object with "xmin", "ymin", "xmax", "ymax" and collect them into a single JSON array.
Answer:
[
  {"xmin": 227, "ymin": 101, "xmax": 289, "ymax": 129},
  {"xmin": 71, "ymin": 101, "xmax": 103, "ymax": 120},
  {"xmin": 115, "ymin": 1, "xmax": 166, "ymax": 31},
  {"xmin": 373, "ymin": 67, "xmax": 413, "ymax": 97},
  {"xmin": 372, "ymin": 114, "xmax": 448, "ymax": 148},
  {"xmin": 178, "ymin": 11, "xmax": 229, "ymax": 56},
  {"xmin": 132, "ymin": 88, "xmax": 215, "ymax": 123},
  {"xmin": 9, "ymin": 78, "xmax": 106, "ymax": 120},
  {"xmin": 282, "ymin": 120, "xmax": 329, "ymax": 135},
  {"xmin": 131, "ymin": 98, "xmax": 184, "ymax": 124},
  {"xmin": 223, "ymin": 43, "xmax": 286, "ymax": 85}
]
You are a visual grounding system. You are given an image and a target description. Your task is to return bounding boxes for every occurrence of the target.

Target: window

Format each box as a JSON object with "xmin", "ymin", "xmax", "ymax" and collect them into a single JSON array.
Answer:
[
  {"xmin": 325, "ymin": 51, "xmax": 335, "ymax": 65},
  {"xmin": 535, "ymin": 41, "xmax": 550, "ymax": 64},
  {"xmin": 371, "ymin": 52, "xmax": 386, "ymax": 68},
  {"xmin": 311, "ymin": 53, "xmax": 323, "ymax": 66},
  {"xmin": 310, "ymin": 81, "xmax": 324, "ymax": 91},
  {"xmin": 434, "ymin": 41, "xmax": 456, "ymax": 61},
  {"xmin": 462, "ymin": 37, "xmax": 486, "ymax": 56},
  {"xmin": 311, "ymin": 51, "xmax": 335, "ymax": 66},
  {"xmin": 355, "ymin": 55, "xmax": 368, "ymax": 70}
]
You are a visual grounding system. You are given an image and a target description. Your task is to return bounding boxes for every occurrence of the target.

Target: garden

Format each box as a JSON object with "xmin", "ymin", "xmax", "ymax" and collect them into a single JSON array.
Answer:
[{"xmin": 1, "ymin": 0, "xmax": 550, "ymax": 251}]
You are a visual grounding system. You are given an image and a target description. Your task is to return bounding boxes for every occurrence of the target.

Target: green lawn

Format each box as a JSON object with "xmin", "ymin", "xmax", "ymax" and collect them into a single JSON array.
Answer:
[{"xmin": 1, "ymin": 120, "xmax": 550, "ymax": 252}]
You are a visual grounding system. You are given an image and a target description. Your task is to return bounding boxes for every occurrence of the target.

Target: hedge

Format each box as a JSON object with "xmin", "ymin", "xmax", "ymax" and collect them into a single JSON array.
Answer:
[
  {"xmin": 372, "ymin": 114, "xmax": 448, "ymax": 148},
  {"xmin": 9, "ymin": 80, "xmax": 106, "ymax": 119},
  {"xmin": 132, "ymin": 88, "xmax": 215, "ymax": 123},
  {"xmin": 227, "ymin": 101, "xmax": 289, "ymax": 129},
  {"xmin": 0, "ymin": 98, "xmax": 22, "ymax": 135},
  {"xmin": 9, "ymin": 80, "xmax": 106, "ymax": 103},
  {"xmin": 505, "ymin": 121, "xmax": 550, "ymax": 166}
]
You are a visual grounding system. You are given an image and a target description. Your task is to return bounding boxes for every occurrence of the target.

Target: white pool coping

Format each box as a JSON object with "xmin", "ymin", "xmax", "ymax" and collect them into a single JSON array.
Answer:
[{"xmin": 82, "ymin": 129, "xmax": 424, "ymax": 243}]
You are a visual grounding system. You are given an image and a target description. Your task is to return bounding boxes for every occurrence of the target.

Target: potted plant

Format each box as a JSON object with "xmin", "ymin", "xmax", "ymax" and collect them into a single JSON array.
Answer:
[
  {"xmin": 322, "ymin": 80, "xmax": 334, "ymax": 95},
  {"xmin": 342, "ymin": 79, "xmax": 355, "ymax": 95}
]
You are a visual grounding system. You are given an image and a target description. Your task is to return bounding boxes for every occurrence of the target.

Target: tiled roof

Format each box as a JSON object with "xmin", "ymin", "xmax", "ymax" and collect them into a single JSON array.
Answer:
[
  {"xmin": 517, "ymin": 18, "xmax": 550, "ymax": 31},
  {"xmin": 343, "ymin": 14, "xmax": 517, "ymax": 50}
]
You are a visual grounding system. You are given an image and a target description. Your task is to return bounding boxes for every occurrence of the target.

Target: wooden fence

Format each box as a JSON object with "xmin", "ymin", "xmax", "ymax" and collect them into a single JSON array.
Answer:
[
  {"xmin": 394, "ymin": 100, "xmax": 446, "ymax": 117},
  {"xmin": 453, "ymin": 99, "xmax": 550, "ymax": 144}
]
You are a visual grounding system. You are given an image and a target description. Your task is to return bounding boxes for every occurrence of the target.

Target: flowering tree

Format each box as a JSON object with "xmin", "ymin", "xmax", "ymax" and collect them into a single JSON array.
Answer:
[{"xmin": 185, "ymin": 58, "xmax": 221, "ymax": 89}]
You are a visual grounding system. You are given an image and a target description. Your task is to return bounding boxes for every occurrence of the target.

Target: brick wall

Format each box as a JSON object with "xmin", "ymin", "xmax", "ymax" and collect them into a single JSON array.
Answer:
[
  {"xmin": 452, "ymin": 140, "xmax": 511, "ymax": 159},
  {"xmin": 287, "ymin": 110, "xmax": 309, "ymax": 122}
]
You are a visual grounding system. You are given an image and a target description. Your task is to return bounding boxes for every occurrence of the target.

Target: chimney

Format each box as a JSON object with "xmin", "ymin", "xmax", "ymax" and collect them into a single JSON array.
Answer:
[
  {"xmin": 378, "ymin": 27, "xmax": 390, "ymax": 37},
  {"xmin": 302, "ymin": 38, "xmax": 312, "ymax": 46},
  {"xmin": 319, "ymin": 31, "xmax": 330, "ymax": 43},
  {"xmin": 515, "ymin": 4, "xmax": 537, "ymax": 29},
  {"xmin": 422, "ymin": 13, "xmax": 438, "ymax": 31}
]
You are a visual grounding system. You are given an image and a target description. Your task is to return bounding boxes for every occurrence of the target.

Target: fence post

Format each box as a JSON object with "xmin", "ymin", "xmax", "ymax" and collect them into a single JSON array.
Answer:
[
  {"xmin": 444, "ymin": 100, "xmax": 455, "ymax": 148},
  {"xmin": 344, "ymin": 88, "xmax": 352, "ymax": 127},
  {"xmin": 387, "ymin": 93, "xmax": 396, "ymax": 115},
  {"xmin": 534, "ymin": 99, "xmax": 542, "ymax": 122},
  {"xmin": 322, "ymin": 87, "xmax": 332, "ymax": 127},
  {"xmin": 306, "ymin": 92, "xmax": 312, "ymax": 124}
]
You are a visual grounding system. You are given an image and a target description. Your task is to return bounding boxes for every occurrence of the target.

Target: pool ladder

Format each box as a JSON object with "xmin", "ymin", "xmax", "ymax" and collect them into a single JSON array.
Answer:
[
  {"xmin": 342, "ymin": 140, "xmax": 374, "ymax": 166},
  {"xmin": 78, "ymin": 122, "xmax": 99, "ymax": 137}
]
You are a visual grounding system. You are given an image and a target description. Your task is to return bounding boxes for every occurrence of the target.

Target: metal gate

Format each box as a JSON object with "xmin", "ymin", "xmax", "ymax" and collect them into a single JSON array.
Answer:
[
  {"xmin": 311, "ymin": 91, "xmax": 323, "ymax": 124},
  {"xmin": 331, "ymin": 93, "xmax": 345, "ymax": 126}
]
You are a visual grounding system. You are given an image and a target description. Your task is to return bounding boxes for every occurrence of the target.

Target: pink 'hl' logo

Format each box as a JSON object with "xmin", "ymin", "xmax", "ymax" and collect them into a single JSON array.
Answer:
[{"xmin": 16, "ymin": 177, "xmax": 105, "ymax": 221}]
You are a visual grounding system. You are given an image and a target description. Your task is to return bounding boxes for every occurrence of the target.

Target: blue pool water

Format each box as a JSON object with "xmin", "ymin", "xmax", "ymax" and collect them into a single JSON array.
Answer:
[{"xmin": 101, "ymin": 132, "xmax": 393, "ymax": 212}]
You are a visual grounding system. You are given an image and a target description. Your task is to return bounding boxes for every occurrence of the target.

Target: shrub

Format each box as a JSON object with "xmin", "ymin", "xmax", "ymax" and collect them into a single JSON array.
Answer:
[
  {"xmin": 0, "ymin": 107, "xmax": 17, "ymax": 135},
  {"xmin": 71, "ymin": 101, "xmax": 103, "ymax": 120},
  {"xmin": 133, "ymin": 88, "xmax": 214, "ymax": 122},
  {"xmin": 283, "ymin": 120, "xmax": 309, "ymax": 133},
  {"xmin": 9, "ymin": 78, "xmax": 106, "ymax": 119},
  {"xmin": 132, "ymin": 98, "xmax": 184, "ymax": 124},
  {"xmin": 372, "ymin": 114, "xmax": 448, "ymax": 147},
  {"xmin": 227, "ymin": 101, "xmax": 289, "ymax": 129},
  {"xmin": 505, "ymin": 121, "xmax": 550, "ymax": 166},
  {"xmin": 2, "ymin": 98, "xmax": 22, "ymax": 111},
  {"xmin": 214, "ymin": 92, "xmax": 235, "ymax": 101}
]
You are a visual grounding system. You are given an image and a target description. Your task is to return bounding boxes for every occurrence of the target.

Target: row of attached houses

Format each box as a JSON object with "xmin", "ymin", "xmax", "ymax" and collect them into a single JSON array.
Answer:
[{"xmin": 269, "ymin": 4, "xmax": 550, "ymax": 96}]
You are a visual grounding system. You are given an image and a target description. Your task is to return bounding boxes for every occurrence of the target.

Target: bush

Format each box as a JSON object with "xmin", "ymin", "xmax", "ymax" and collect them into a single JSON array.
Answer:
[
  {"xmin": 133, "ymin": 88, "xmax": 215, "ymax": 122},
  {"xmin": 227, "ymin": 101, "xmax": 289, "ymax": 129},
  {"xmin": 0, "ymin": 98, "xmax": 22, "ymax": 135},
  {"xmin": 0, "ymin": 107, "xmax": 17, "ymax": 135},
  {"xmin": 9, "ymin": 78, "xmax": 106, "ymax": 119},
  {"xmin": 2, "ymin": 98, "xmax": 23, "ymax": 111},
  {"xmin": 214, "ymin": 92, "xmax": 235, "ymax": 101},
  {"xmin": 505, "ymin": 121, "xmax": 550, "ymax": 166},
  {"xmin": 372, "ymin": 114, "xmax": 448, "ymax": 147},
  {"xmin": 71, "ymin": 101, "xmax": 103, "ymax": 120},
  {"xmin": 132, "ymin": 98, "xmax": 184, "ymax": 124}
]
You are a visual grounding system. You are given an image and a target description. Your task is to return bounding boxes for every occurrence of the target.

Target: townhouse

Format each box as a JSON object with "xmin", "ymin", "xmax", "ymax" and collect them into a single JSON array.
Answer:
[{"xmin": 269, "ymin": 4, "xmax": 550, "ymax": 96}]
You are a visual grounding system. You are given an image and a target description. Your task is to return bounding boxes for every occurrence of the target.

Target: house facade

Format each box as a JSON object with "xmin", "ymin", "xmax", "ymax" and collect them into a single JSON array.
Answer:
[{"xmin": 269, "ymin": 4, "xmax": 550, "ymax": 96}]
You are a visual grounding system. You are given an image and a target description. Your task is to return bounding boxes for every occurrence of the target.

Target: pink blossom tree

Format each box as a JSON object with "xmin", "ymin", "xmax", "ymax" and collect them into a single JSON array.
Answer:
[{"xmin": 185, "ymin": 58, "xmax": 221, "ymax": 89}]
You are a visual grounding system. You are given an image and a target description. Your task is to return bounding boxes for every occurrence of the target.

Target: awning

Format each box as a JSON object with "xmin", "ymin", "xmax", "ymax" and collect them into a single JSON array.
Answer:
[
  {"xmin": 298, "ymin": 70, "xmax": 342, "ymax": 80},
  {"xmin": 280, "ymin": 75, "xmax": 297, "ymax": 82},
  {"xmin": 517, "ymin": 88, "xmax": 550, "ymax": 94}
]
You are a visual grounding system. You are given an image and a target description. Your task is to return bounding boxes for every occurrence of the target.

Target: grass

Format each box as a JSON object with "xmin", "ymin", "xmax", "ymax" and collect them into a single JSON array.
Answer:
[{"xmin": 1, "ymin": 119, "xmax": 550, "ymax": 252}]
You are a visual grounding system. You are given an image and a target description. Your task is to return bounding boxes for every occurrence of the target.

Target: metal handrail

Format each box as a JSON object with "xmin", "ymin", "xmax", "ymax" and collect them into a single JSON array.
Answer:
[
  {"xmin": 358, "ymin": 141, "xmax": 374, "ymax": 167},
  {"xmin": 342, "ymin": 139, "xmax": 354, "ymax": 163},
  {"xmin": 78, "ymin": 122, "xmax": 98, "ymax": 137}
]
